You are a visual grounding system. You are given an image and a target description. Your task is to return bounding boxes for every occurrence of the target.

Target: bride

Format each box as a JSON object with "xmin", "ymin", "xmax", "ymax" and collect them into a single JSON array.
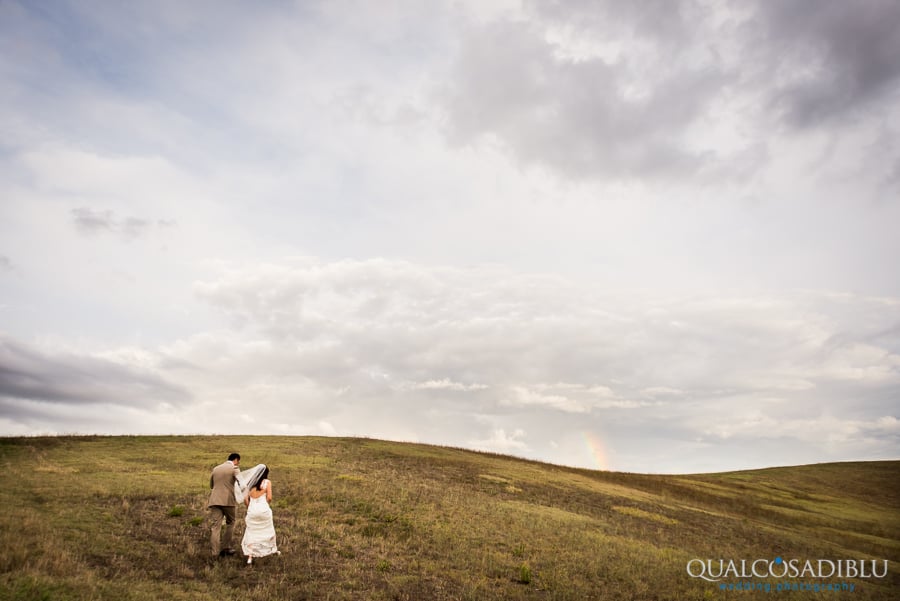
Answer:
[{"xmin": 236, "ymin": 464, "xmax": 279, "ymax": 564}]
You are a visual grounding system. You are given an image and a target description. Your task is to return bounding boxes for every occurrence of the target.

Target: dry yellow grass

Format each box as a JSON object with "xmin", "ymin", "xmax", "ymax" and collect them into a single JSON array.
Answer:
[{"xmin": 0, "ymin": 435, "xmax": 897, "ymax": 600}]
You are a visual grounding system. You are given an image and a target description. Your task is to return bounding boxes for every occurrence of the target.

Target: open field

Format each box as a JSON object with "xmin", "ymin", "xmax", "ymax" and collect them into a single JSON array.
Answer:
[{"xmin": 0, "ymin": 436, "xmax": 897, "ymax": 600}]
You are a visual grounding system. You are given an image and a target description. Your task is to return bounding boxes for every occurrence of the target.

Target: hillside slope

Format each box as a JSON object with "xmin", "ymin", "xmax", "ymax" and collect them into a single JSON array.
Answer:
[{"xmin": 1, "ymin": 436, "xmax": 897, "ymax": 600}]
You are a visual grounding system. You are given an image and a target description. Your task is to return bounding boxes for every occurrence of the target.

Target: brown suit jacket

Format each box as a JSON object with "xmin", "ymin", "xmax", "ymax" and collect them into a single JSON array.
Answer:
[{"xmin": 208, "ymin": 460, "xmax": 240, "ymax": 507}]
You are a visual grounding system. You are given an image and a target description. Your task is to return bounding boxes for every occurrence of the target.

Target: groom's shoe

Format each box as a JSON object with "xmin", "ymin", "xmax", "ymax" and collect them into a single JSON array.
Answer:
[{"xmin": 219, "ymin": 549, "xmax": 236, "ymax": 557}]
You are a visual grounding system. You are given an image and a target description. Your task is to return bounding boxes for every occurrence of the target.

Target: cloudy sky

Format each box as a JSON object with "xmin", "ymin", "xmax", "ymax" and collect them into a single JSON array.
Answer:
[{"xmin": 2, "ymin": 0, "xmax": 899, "ymax": 473}]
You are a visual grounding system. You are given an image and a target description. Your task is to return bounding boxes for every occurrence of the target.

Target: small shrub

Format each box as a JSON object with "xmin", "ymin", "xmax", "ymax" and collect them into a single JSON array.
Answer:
[
  {"xmin": 167, "ymin": 506, "xmax": 184, "ymax": 517},
  {"xmin": 13, "ymin": 576, "xmax": 69, "ymax": 601},
  {"xmin": 512, "ymin": 543, "xmax": 525, "ymax": 558},
  {"xmin": 361, "ymin": 523, "xmax": 387, "ymax": 537},
  {"xmin": 189, "ymin": 516, "xmax": 203, "ymax": 527},
  {"xmin": 518, "ymin": 562, "xmax": 532, "ymax": 584},
  {"xmin": 376, "ymin": 559, "xmax": 391, "ymax": 572}
]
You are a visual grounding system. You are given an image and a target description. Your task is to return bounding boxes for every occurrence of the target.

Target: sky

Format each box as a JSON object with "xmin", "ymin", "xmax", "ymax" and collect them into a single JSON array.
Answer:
[{"xmin": 1, "ymin": 0, "xmax": 899, "ymax": 474}]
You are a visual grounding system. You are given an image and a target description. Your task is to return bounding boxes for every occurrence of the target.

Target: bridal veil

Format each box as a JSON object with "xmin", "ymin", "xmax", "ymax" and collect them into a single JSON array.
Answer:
[{"xmin": 234, "ymin": 463, "xmax": 267, "ymax": 503}]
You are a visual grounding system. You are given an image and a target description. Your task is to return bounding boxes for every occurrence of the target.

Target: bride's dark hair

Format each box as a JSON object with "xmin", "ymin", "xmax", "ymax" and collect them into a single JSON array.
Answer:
[{"xmin": 253, "ymin": 466, "xmax": 270, "ymax": 490}]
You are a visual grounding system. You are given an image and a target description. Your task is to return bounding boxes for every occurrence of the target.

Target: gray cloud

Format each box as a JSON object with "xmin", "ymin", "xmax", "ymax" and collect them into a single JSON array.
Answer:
[
  {"xmin": 0, "ymin": 335, "xmax": 190, "ymax": 409},
  {"xmin": 442, "ymin": 15, "xmax": 727, "ymax": 180},
  {"xmin": 755, "ymin": 0, "xmax": 900, "ymax": 128},
  {"xmin": 0, "ymin": 255, "xmax": 11, "ymax": 272},
  {"xmin": 442, "ymin": 0, "xmax": 900, "ymax": 183},
  {"xmin": 71, "ymin": 207, "xmax": 117, "ymax": 236},
  {"xmin": 71, "ymin": 207, "xmax": 173, "ymax": 240}
]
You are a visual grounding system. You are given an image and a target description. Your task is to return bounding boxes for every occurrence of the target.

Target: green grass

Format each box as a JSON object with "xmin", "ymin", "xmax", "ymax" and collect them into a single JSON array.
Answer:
[{"xmin": 0, "ymin": 435, "xmax": 897, "ymax": 600}]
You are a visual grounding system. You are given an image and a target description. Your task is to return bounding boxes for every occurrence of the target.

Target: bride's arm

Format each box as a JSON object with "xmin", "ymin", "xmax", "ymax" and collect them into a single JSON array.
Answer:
[{"xmin": 266, "ymin": 480, "xmax": 273, "ymax": 502}]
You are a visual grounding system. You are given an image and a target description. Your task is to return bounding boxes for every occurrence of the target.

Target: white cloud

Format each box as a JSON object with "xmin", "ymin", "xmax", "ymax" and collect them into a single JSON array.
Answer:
[
  {"xmin": 4, "ymin": 256, "xmax": 899, "ymax": 471},
  {"xmin": 502, "ymin": 387, "xmax": 591, "ymax": 414},
  {"xmin": 702, "ymin": 413, "xmax": 900, "ymax": 448},
  {"xmin": 501, "ymin": 384, "xmax": 655, "ymax": 414},
  {"xmin": 406, "ymin": 379, "xmax": 489, "ymax": 392},
  {"xmin": 170, "ymin": 260, "xmax": 900, "ymax": 468},
  {"xmin": 469, "ymin": 428, "xmax": 528, "ymax": 453}
]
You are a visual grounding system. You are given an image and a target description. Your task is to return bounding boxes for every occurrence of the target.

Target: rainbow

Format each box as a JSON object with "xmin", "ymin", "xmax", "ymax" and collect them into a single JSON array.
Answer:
[{"xmin": 582, "ymin": 432, "xmax": 609, "ymax": 471}]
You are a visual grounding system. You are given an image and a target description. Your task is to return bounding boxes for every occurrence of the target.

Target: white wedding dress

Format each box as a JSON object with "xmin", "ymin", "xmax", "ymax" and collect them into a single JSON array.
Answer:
[{"xmin": 242, "ymin": 480, "xmax": 278, "ymax": 559}]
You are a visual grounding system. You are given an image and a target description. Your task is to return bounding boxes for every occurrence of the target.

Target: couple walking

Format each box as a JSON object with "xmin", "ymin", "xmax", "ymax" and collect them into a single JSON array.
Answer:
[{"xmin": 208, "ymin": 452, "xmax": 280, "ymax": 564}]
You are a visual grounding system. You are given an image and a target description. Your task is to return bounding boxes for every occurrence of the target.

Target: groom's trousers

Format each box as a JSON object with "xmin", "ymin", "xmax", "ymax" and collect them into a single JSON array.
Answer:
[{"xmin": 209, "ymin": 505, "xmax": 236, "ymax": 555}]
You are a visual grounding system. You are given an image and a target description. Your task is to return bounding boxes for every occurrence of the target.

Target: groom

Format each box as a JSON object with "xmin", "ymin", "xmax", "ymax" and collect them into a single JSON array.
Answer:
[{"xmin": 208, "ymin": 452, "xmax": 241, "ymax": 557}]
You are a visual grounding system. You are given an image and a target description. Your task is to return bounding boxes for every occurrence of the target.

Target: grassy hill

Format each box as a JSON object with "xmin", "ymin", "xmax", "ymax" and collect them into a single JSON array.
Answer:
[{"xmin": 0, "ymin": 435, "xmax": 897, "ymax": 600}]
